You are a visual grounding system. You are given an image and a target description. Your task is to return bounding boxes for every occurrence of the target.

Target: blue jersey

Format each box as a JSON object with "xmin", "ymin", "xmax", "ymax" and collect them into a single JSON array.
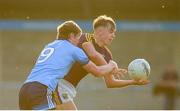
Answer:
[{"xmin": 25, "ymin": 40, "xmax": 89, "ymax": 91}]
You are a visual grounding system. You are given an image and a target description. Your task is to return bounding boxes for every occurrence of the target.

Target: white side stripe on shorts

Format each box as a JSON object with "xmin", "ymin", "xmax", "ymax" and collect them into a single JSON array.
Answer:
[{"xmin": 47, "ymin": 88, "xmax": 55, "ymax": 109}]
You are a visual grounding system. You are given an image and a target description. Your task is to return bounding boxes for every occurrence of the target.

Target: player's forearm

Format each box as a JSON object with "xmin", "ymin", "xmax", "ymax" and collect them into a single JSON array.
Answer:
[
  {"xmin": 105, "ymin": 79, "xmax": 136, "ymax": 88},
  {"xmin": 96, "ymin": 63, "xmax": 115, "ymax": 76},
  {"xmin": 89, "ymin": 52, "xmax": 107, "ymax": 66},
  {"xmin": 83, "ymin": 61, "xmax": 115, "ymax": 77}
]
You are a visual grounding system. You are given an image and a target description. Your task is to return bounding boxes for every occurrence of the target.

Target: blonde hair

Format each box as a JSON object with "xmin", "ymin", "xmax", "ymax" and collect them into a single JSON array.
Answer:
[
  {"xmin": 57, "ymin": 21, "xmax": 82, "ymax": 40},
  {"xmin": 93, "ymin": 15, "xmax": 116, "ymax": 31}
]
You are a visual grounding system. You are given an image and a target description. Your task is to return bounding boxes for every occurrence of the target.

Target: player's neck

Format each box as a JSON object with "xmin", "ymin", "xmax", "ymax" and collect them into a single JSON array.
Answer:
[{"xmin": 96, "ymin": 40, "xmax": 104, "ymax": 47}]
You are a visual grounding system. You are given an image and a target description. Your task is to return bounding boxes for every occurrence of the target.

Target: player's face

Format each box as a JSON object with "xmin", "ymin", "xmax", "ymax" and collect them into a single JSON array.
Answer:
[
  {"xmin": 73, "ymin": 33, "xmax": 82, "ymax": 45},
  {"xmin": 69, "ymin": 33, "xmax": 81, "ymax": 46},
  {"xmin": 96, "ymin": 24, "xmax": 116, "ymax": 46}
]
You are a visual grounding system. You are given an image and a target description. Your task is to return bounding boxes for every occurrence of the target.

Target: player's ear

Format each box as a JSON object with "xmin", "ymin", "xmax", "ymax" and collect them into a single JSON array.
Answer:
[
  {"xmin": 94, "ymin": 28, "xmax": 101, "ymax": 36},
  {"xmin": 69, "ymin": 33, "xmax": 75, "ymax": 39}
]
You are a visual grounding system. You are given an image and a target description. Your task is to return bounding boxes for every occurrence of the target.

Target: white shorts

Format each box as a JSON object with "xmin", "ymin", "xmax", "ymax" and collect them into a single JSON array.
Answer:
[{"xmin": 57, "ymin": 79, "xmax": 77, "ymax": 103}]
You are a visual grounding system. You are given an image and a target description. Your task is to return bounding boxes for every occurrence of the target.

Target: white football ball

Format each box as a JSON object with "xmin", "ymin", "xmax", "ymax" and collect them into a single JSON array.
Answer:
[{"xmin": 128, "ymin": 59, "xmax": 151, "ymax": 80}]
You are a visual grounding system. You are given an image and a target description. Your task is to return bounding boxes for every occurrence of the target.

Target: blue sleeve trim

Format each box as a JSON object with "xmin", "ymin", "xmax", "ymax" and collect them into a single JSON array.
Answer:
[{"xmin": 79, "ymin": 59, "xmax": 89, "ymax": 65}]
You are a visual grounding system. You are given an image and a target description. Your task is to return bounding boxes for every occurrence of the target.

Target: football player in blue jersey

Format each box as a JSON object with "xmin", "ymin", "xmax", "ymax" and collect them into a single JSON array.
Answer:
[{"xmin": 18, "ymin": 20, "xmax": 119, "ymax": 110}]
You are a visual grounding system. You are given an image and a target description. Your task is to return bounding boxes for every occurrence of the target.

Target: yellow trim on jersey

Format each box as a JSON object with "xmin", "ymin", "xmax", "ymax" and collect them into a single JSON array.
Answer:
[
  {"xmin": 53, "ymin": 90, "xmax": 62, "ymax": 105},
  {"xmin": 85, "ymin": 33, "xmax": 93, "ymax": 43}
]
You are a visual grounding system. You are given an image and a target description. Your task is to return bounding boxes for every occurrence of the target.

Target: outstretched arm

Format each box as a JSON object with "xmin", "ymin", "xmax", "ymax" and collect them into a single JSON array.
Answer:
[
  {"xmin": 105, "ymin": 77, "xmax": 149, "ymax": 88},
  {"xmin": 82, "ymin": 42, "xmax": 149, "ymax": 88}
]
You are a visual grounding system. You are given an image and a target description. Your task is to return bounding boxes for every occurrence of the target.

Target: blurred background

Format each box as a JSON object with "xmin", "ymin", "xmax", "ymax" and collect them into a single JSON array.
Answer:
[{"xmin": 0, "ymin": 0, "xmax": 180, "ymax": 109}]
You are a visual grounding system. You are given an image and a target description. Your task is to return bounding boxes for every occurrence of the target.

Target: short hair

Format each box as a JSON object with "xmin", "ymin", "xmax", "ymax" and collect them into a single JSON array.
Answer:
[
  {"xmin": 57, "ymin": 21, "xmax": 82, "ymax": 40},
  {"xmin": 93, "ymin": 15, "xmax": 116, "ymax": 31}
]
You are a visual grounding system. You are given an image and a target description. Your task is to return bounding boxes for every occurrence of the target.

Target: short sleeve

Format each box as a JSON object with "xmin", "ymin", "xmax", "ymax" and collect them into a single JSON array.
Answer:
[{"xmin": 73, "ymin": 47, "xmax": 89, "ymax": 65}]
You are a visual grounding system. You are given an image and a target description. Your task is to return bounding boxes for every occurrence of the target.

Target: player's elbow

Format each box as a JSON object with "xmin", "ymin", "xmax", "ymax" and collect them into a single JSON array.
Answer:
[
  {"xmin": 105, "ymin": 83, "xmax": 113, "ymax": 88},
  {"xmin": 104, "ymin": 79, "xmax": 119, "ymax": 88},
  {"xmin": 105, "ymin": 82, "xmax": 117, "ymax": 88}
]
